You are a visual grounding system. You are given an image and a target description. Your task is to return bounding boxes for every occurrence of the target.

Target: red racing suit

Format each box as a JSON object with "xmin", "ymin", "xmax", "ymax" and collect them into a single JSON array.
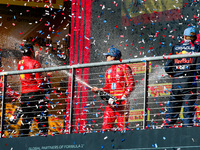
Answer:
[
  {"xmin": 17, "ymin": 56, "xmax": 49, "ymax": 137},
  {"xmin": 102, "ymin": 64, "xmax": 135, "ymax": 130},
  {"xmin": 17, "ymin": 56, "xmax": 43, "ymax": 93}
]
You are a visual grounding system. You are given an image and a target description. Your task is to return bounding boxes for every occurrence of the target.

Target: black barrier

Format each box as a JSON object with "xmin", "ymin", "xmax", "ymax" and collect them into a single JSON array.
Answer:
[{"xmin": 0, "ymin": 127, "xmax": 200, "ymax": 150}]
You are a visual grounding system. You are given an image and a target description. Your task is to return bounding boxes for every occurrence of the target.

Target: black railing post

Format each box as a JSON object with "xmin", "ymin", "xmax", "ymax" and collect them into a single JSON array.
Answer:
[
  {"xmin": 69, "ymin": 68, "xmax": 75, "ymax": 134},
  {"xmin": 1, "ymin": 75, "xmax": 7, "ymax": 138},
  {"xmin": 143, "ymin": 61, "xmax": 149, "ymax": 129}
]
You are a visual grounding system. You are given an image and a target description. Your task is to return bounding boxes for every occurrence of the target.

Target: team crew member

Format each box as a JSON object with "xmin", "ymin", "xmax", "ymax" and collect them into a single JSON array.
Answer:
[
  {"xmin": 92, "ymin": 48, "xmax": 135, "ymax": 131},
  {"xmin": 17, "ymin": 43, "xmax": 48, "ymax": 137},
  {"xmin": 165, "ymin": 27, "xmax": 200, "ymax": 127}
]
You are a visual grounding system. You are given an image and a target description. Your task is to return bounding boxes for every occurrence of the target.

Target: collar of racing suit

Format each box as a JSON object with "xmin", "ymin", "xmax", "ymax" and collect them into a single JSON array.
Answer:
[{"xmin": 22, "ymin": 56, "xmax": 32, "ymax": 59}]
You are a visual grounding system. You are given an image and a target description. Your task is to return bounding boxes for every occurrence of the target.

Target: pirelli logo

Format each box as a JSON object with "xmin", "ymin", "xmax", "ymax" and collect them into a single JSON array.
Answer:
[
  {"xmin": 0, "ymin": 0, "xmax": 63, "ymax": 9},
  {"xmin": 128, "ymin": 62, "xmax": 152, "ymax": 74}
]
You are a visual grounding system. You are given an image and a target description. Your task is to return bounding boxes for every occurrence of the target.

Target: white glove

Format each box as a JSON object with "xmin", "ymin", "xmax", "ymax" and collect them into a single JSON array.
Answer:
[
  {"xmin": 108, "ymin": 98, "xmax": 115, "ymax": 105},
  {"xmin": 121, "ymin": 96, "xmax": 126, "ymax": 100}
]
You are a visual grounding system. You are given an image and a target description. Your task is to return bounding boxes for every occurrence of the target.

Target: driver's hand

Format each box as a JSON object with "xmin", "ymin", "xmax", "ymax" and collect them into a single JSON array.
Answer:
[
  {"xmin": 108, "ymin": 98, "xmax": 115, "ymax": 105},
  {"xmin": 91, "ymin": 87, "xmax": 99, "ymax": 93}
]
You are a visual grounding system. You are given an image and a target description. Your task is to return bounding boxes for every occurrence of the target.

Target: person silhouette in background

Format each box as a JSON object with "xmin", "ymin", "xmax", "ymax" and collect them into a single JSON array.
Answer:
[
  {"xmin": 0, "ymin": 67, "xmax": 20, "ymax": 124},
  {"xmin": 195, "ymin": 31, "xmax": 200, "ymax": 45},
  {"xmin": 165, "ymin": 27, "xmax": 200, "ymax": 128},
  {"xmin": 91, "ymin": 48, "xmax": 135, "ymax": 131},
  {"xmin": 18, "ymin": 43, "xmax": 48, "ymax": 137}
]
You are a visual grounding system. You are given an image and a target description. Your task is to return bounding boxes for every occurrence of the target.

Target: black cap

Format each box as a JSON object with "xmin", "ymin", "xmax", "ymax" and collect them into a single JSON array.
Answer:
[{"xmin": 21, "ymin": 44, "xmax": 34, "ymax": 56}]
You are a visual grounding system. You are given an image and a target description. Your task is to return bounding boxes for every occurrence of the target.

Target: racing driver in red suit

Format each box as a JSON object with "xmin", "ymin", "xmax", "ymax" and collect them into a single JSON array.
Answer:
[
  {"xmin": 92, "ymin": 48, "xmax": 135, "ymax": 131},
  {"xmin": 17, "ymin": 43, "xmax": 48, "ymax": 137}
]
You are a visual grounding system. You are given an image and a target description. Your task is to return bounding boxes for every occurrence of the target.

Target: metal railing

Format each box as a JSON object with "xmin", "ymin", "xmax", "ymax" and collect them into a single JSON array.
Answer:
[{"xmin": 1, "ymin": 53, "xmax": 200, "ymax": 137}]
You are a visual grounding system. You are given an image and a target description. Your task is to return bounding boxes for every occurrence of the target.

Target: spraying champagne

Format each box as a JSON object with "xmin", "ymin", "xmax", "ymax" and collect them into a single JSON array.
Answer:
[
  {"xmin": 91, "ymin": 87, "xmax": 121, "ymax": 108},
  {"xmin": 98, "ymin": 90, "xmax": 118, "ymax": 106}
]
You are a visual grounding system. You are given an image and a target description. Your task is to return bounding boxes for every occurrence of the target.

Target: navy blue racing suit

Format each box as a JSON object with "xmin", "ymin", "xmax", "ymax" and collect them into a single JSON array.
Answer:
[{"xmin": 165, "ymin": 40, "xmax": 200, "ymax": 127}]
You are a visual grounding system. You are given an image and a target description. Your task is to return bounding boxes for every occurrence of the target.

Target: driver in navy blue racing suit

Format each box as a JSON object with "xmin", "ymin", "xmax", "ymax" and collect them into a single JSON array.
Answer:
[{"xmin": 165, "ymin": 27, "xmax": 200, "ymax": 128}]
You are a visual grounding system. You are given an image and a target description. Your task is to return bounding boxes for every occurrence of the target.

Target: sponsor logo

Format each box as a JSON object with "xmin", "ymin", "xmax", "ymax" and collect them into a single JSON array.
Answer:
[
  {"xmin": 129, "ymin": 62, "xmax": 152, "ymax": 74},
  {"xmin": 174, "ymin": 58, "xmax": 193, "ymax": 64},
  {"xmin": 28, "ymin": 144, "xmax": 85, "ymax": 150},
  {"xmin": 128, "ymin": 109, "xmax": 150, "ymax": 122},
  {"xmin": 175, "ymin": 46, "xmax": 195, "ymax": 50},
  {"xmin": 148, "ymin": 83, "xmax": 172, "ymax": 97}
]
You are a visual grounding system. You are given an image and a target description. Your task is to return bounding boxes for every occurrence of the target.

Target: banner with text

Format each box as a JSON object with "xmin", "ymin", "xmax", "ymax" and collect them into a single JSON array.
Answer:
[
  {"xmin": 148, "ymin": 83, "xmax": 172, "ymax": 97},
  {"xmin": 129, "ymin": 62, "xmax": 152, "ymax": 74},
  {"xmin": 122, "ymin": 0, "xmax": 183, "ymax": 25},
  {"xmin": 128, "ymin": 109, "xmax": 150, "ymax": 122}
]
